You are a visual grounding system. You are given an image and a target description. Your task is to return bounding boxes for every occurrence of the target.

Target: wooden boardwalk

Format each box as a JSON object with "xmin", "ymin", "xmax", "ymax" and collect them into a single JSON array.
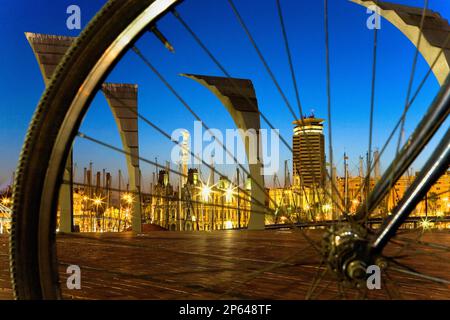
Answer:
[{"xmin": 1, "ymin": 229, "xmax": 449, "ymax": 300}]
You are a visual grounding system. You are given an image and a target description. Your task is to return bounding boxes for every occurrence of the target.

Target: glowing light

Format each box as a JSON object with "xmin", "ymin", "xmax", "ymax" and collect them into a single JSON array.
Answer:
[
  {"xmin": 225, "ymin": 186, "xmax": 234, "ymax": 203},
  {"xmin": 224, "ymin": 221, "xmax": 233, "ymax": 229},
  {"xmin": 82, "ymin": 195, "xmax": 89, "ymax": 202},
  {"xmin": 419, "ymin": 217, "xmax": 433, "ymax": 231},
  {"xmin": 1, "ymin": 197, "xmax": 11, "ymax": 207},
  {"xmin": 192, "ymin": 216, "xmax": 196, "ymax": 222},
  {"xmin": 323, "ymin": 204, "xmax": 332, "ymax": 211},
  {"xmin": 201, "ymin": 185, "xmax": 211, "ymax": 202},
  {"xmin": 352, "ymin": 199, "xmax": 359, "ymax": 205},
  {"xmin": 122, "ymin": 193, "xmax": 134, "ymax": 204},
  {"xmin": 304, "ymin": 204, "xmax": 310, "ymax": 210},
  {"xmin": 93, "ymin": 196, "xmax": 104, "ymax": 207},
  {"xmin": 124, "ymin": 208, "xmax": 130, "ymax": 219}
]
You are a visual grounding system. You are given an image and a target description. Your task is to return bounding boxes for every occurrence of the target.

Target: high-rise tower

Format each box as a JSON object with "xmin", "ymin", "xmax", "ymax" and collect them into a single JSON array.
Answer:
[
  {"xmin": 292, "ymin": 116, "xmax": 326, "ymax": 188},
  {"xmin": 180, "ymin": 130, "xmax": 190, "ymax": 185}
]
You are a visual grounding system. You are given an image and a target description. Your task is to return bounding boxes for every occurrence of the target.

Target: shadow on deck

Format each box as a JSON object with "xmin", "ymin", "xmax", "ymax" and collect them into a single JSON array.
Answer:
[{"xmin": 1, "ymin": 229, "xmax": 449, "ymax": 300}]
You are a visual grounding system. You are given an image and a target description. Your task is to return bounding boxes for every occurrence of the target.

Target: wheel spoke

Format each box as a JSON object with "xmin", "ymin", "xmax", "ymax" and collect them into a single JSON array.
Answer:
[
  {"xmin": 77, "ymin": 131, "xmax": 271, "ymax": 214},
  {"xmin": 276, "ymin": 0, "xmax": 303, "ymax": 121},
  {"xmin": 305, "ymin": 258, "xmax": 326, "ymax": 300},
  {"xmin": 173, "ymin": 7, "xmax": 351, "ymax": 219},
  {"xmin": 226, "ymin": 0, "xmax": 345, "ymax": 211},
  {"xmin": 131, "ymin": 45, "xmax": 279, "ymax": 210},
  {"xmin": 323, "ymin": 0, "xmax": 336, "ymax": 219},
  {"xmin": 388, "ymin": 257, "xmax": 450, "ymax": 285},
  {"xmin": 365, "ymin": 6, "xmax": 379, "ymax": 219},
  {"xmin": 356, "ymin": 32, "xmax": 449, "ymax": 221},
  {"xmin": 387, "ymin": 0, "xmax": 429, "ymax": 200},
  {"xmin": 390, "ymin": 265, "xmax": 450, "ymax": 285},
  {"xmin": 227, "ymin": 0, "xmax": 299, "ymax": 121}
]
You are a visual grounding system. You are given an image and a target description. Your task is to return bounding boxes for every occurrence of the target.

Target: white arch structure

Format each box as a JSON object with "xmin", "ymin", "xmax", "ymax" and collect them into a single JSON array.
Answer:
[
  {"xmin": 25, "ymin": 1, "xmax": 449, "ymax": 232},
  {"xmin": 351, "ymin": 0, "xmax": 450, "ymax": 85},
  {"xmin": 181, "ymin": 74, "xmax": 266, "ymax": 230},
  {"xmin": 25, "ymin": 33, "xmax": 142, "ymax": 233}
]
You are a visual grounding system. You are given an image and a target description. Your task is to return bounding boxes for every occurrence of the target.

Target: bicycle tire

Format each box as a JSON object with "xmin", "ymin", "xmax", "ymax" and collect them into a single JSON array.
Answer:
[{"xmin": 11, "ymin": 0, "xmax": 178, "ymax": 299}]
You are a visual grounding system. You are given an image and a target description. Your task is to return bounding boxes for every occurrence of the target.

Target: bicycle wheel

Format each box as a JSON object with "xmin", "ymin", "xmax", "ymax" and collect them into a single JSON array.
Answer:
[{"xmin": 11, "ymin": 0, "xmax": 450, "ymax": 300}]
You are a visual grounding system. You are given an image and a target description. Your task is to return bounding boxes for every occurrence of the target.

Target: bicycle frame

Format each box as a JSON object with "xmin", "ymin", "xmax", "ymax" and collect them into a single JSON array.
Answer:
[
  {"xmin": 367, "ymin": 77, "xmax": 450, "ymax": 253},
  {"xmin": 356, "ymin": 75, "xmax": 450, "ymax": 223},
  {"xmin": 372, "ymin": 126, "xmax": 450, "ymax": 252}
]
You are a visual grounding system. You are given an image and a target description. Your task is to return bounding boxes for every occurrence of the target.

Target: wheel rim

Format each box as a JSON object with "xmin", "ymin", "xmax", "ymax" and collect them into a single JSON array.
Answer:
[{"xmin": 11, "ymin": 0, "xmax": 450, "ymax": 299}]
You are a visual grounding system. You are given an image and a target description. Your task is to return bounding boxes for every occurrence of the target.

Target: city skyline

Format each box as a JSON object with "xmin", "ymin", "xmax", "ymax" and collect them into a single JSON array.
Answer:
[
  {"xmin": 1, "ymin": 0, "xmax": 449, "ymax": 187},
  {"xmin": 1, "ymin": 0, "xmax": 449, "ymax": 303}
]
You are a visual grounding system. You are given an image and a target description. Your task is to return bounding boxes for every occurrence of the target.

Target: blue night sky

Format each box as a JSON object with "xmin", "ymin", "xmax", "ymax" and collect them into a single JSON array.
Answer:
[{"xmin": 0, "ymin": 0, "xmax": 449, "ymax": 190}]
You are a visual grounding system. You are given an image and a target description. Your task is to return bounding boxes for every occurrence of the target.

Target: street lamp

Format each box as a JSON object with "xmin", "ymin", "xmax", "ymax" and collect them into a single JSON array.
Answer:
[
  {"xmin": 93, "ymin": 196, "xmax": 104, "ymax": 207},
  {"xmin": 92, "ymin": 195, "xmax": 104, "ymax": 232},
  {"xmin": 1, "ymin": 197, "xmax": 11, "ymax": 207},
  {"xmin": 419, "ymin": 217, "xmax": 433, "ymax": 231},
  {"xmin": 201, "ymin": 185, "xmax": 211, "ymax": 202},
  {"xmin": 123, "ymin": 208, "xmax": 130, "ymax": 230},
  {"xmin": 224, "ymin": 220, "xmax": 233, "ymax": 229},
  {"xmin": 224, "ymin": 186, "xmax": 234, "ymax": 203},
  {"xmin": 81, "ymin": 195, "xmax": 89, "ymax": 232},
  {"xmin": 122, "ymin": 193, "xmax": 134, "ymax": 205}
]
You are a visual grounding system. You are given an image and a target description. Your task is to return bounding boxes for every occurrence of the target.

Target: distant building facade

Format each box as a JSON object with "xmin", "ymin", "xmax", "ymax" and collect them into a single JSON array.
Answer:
[{"xmin": 292, "ymin": 116, "xmax": 326, "ymax": 188}]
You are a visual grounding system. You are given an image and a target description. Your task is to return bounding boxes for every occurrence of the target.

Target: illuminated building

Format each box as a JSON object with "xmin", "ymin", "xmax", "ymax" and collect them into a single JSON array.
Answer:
[
  {"xmin": 335, "ymin": 170, "xmax": 450, "ymax": 221},
  {"xmin": 180, "ymin": 130, "xmax": 190, "ymax": 185},
  {"xmin": 30, "ymin": 161, "xmax": 450, "ymax": 234},
  {"xmin": 149, "ymin": 169, "xmax": 252, "ymax": 231},
  {"xmin": 0, "ymin": 203, "xmax": 11, "ymax": 234},
  {"xmin": 292, "ymin": 115, "xmax": 326, "ymax": 188}
]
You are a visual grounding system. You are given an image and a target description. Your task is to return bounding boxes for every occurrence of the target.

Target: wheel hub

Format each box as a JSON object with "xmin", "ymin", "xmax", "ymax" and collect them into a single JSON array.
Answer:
[{"xmin": 323, "ymin": 223, "xmax": 372, "ymax": 285}]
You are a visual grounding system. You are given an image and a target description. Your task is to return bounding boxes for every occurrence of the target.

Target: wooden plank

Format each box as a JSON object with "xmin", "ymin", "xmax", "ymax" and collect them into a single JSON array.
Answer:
[{"xmin": 1, "ymin": 230, "xmax": 449, "ymax": 300}]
